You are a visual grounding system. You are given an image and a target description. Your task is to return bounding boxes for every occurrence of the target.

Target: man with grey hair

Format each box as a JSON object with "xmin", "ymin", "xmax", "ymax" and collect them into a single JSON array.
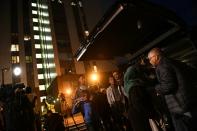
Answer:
[{"xmin": 148, "ymin": 47, "xmax": 197, "ymax": 131}]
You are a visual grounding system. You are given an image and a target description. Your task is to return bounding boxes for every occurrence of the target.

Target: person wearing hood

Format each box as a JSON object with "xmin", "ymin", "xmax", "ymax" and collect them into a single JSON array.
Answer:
[{"xmin": 124, "ymin": 58, "xmax": 153, "ymax": 131}]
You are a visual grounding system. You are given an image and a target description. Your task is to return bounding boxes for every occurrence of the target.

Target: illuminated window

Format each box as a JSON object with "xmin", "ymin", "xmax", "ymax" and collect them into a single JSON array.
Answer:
[
  {"xmin": 42, "ymin": 20, "xmax": 49, "ymax": 24},
  {"xmin": 48, "ymin": 63, "xmax": 55, "ymax": 68},
  {"xmin": 39, "ymin": 85, "xmax": 45, "ymax": 91},
  {"xmin": 41, "ymin": 5, "xmax": 48, "ymax": 9},
  {"xmin": 44, "ymin": 28, "xmax": 51, "ymax": 32},
  {"xmin": 11, "ymin": 56, "xmax": 20, "ymax": 63},
  {"xmin": 33, "ymin": 26, "xmax": 39, "ymax": 31},
  {"xmin": 34, "ymin": 35, "xmax": 40, "ymax": 39},
  {"xmin": 31, "ymin": 3, "xmax": 37, "ymax": 7},
  {"xmin": 25, "ymin": 56, "xmax": 32, "ymax": 63},
  {"xmin": 11, "ymin": 44, "xmax": 19, "ymax": 51},
  {"xmin": 33, "ymin": 18, "xmax": 38, "ymax": 22},
  {"xmin": 45, "ymin": 36, "xmax": 52, "ymax": 41},
  {"xmin": 37, "ymin": 64, "xmax": 43, "ymax": 68},
  {"xmin": 40, "ymin": 12, "xmax": 49, "ymax": 17},
  {"xmin": 38, "ymin": 74, "xmax": 44, "ymax": 79},
  {"xmin": 50, "ymin": 73, "xmax": 57, "ymax": 78},
  {"xmin": 32, "ymin": 10, "xmax": 37, "ymax": 14},
  {"xmin": 46, "ymin": 45, "xmax": 53, "ymax": 49},
  {"xmin": 36, "ymin": 54, "xmax": 42, "ymax": 58},
  {"xmin": 35, "ymin": 44, "xmax": 41, "ymax": 49},
  {"xmin": 24, "ymin": 35, "xmax": 31, "ymax": 41}
]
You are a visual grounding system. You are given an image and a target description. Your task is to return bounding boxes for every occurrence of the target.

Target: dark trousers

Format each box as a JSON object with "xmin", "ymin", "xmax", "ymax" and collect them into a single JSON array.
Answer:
[
  {"xmin": 128, "ymin": 87, "xmax": 152, "ymax": 131},
  {"xmin": 171, "ymin": 113, "xmax": 196, "ymax": 131},
  {"xmin": 111, "ymin": 103, "xmax": 125, "ymax": 131}
]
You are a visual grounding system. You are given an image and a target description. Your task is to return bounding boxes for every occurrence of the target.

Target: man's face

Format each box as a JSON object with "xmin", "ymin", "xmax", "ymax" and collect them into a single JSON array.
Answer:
[
  {"xmin": 113, "ymin": 72, "xmax": 119, "ymax": 80},
  {"xmin": 148, "ymin": 52, "xmax": 159, "ymax": 67},
  {"xmin": 109, "ymin": 77, "xmax": 115, "ymax": 85},
  {"xmin": 79, "ymin": 76, "xmax": 86, "ymax": 85}
]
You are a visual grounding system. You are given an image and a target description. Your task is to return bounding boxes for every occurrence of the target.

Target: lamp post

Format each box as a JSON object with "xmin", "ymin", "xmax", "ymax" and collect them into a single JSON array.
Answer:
[
  {"xmin": 1, "ymin": 67, "xmax": 9, "ymax": 85},
  {"xmin": 13, "ymin": 67, "xmax": 21, "ymax": 76},
  {"xmin": 90, "ymin": 72, "xmax": 100, "ymax": 88},
  {"xmin": 13, "ymin": 66, "xmax": 21, "ymax": 84}
]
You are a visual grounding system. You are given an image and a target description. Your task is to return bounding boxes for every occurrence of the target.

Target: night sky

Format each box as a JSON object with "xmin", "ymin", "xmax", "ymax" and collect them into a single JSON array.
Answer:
[
  {"xmin": 82, "ymin": 0, "xmax": 197, "ymax": 33},
  {"xmin": 146, "ymin": 0, "xmax": 197, "ymax": 27},
  {"xmin": 82, "ymin": 0, "xmax": 118, "ymax": 32}
]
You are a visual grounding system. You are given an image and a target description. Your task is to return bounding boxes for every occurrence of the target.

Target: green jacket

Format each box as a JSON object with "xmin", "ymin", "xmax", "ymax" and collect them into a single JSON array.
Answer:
[{"xmin": 124, "ymin": 65, "xmax": 145, "ymax": 97}]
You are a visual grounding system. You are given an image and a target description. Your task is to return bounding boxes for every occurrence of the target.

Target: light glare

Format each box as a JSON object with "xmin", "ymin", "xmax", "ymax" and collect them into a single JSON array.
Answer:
[
  {"xmin": 91, "ymin": 73, "xmax": 98, "ymax": 81},
  {"xmin": 13, "ymin": 67, "xmax": 21, "ymax": 76},
  {"xmin": 66, "ymin": 88, "xmax": 72, "ymax": 95}
]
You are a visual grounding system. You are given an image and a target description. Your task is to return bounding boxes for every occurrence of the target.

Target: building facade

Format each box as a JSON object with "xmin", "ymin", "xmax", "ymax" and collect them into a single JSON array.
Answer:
[
  {"xmin": 0, "ymin": 0, "xmax": 118, "ymax": 113},
  {"xmin": 0, "ymin": 0, "xmax": 78, "ymax": 112}
]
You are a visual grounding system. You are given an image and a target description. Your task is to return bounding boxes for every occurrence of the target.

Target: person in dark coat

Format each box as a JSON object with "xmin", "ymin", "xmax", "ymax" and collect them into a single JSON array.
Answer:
[
  {"xmin": 44, "ymin": 110, "xmax": 65, "ymax": 131},
  {"xmin": 124, "ymin": 59, "xmax": 153, "ymax": 131},
  {"xmin": 90, "ymin": 86, "xmax": 113, "ymax": 131},
  {"xmin": 0, "ymin": 84, "xmax": 36, "ymax": 131},
  {"xmin": 148, "ymin": 48, "xmax": 197, "ymax": 131}
]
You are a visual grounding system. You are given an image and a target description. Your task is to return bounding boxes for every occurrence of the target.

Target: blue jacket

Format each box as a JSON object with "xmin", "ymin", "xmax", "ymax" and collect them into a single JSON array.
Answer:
[{"xmin": 72, "ymin": 101, "xmax": 92, "ymax": 123}]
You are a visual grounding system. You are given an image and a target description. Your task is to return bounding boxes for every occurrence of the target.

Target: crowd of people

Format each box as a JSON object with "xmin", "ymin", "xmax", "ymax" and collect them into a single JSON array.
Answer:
[
  {"xmin": 0, "ymin": 84, "xmax": 65, "ymax": 131},
  {"xmin": 72, "ymin": 47, "xmax": 197, "ymax": 131},
  {"xmin": 0, "ymin": 83, "xmax": 41, "ymax": 131},
  {"xmin": 72, "ymin": 73, "xmax": 131, "ymax": 131},
  {"xmin": 0, "ymin": 47, "xmax": 196, "ymax": 131}
]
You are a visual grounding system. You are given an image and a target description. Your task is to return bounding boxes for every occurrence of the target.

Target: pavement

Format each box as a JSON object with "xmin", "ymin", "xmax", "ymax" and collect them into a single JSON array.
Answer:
[{"xmin": 64, "ymin": 113, "xmax": 85, "ymax": 127}]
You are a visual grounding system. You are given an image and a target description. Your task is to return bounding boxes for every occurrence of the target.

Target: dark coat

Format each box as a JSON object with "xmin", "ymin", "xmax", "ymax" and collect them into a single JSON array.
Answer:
[
  {"xmin": 155, "ymin": 57, "xmax": 197, "ymax": 114},
  {"xmin": 124, "ymin": 65, "xmax": 153, "ymax": 131}
]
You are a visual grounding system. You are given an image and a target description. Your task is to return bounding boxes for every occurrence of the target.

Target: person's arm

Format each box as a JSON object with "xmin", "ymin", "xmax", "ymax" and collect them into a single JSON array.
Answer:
[{"xmin": 155, "ymin": 65, "xmax": 178, "ymax": 95}]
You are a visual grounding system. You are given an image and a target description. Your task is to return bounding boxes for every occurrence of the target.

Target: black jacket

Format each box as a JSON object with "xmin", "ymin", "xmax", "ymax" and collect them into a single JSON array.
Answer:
[{"xmin": 155, "ymin": 57, "xmax": 197, "ymax": 114}]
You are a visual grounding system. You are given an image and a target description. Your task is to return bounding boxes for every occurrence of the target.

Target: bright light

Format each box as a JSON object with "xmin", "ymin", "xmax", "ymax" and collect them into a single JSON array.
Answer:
[
  {"xmin": 66, "ymin": 88, "xmax": 72, "ymax": 95},
  {"xmin": 24, "ymin": 36, "xmax": 31, "ymax": 41},
  {"xmin": 13, "ymin": 67, "xmax": 21, "ymax": 76},
  {"xmin": 84, "ymin": 30, "xmax": 89, "ymax": 36},
  {"xmin": 91, "ymin": 73, "xmax": 98, "ymax": 81}
]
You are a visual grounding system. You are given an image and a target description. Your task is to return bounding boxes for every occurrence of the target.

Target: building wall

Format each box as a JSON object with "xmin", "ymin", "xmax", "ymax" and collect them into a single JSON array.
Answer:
[
  {"xmin": 30, "ymin": 0, "xmax": 58, "ymax": 104},
  {"xmin": 50, "ymin": 0, "xmax": 76, "ymax": 75},
  {"xmin": 0, "ymin": 0, "xmax": 12, "ymax": 85}
]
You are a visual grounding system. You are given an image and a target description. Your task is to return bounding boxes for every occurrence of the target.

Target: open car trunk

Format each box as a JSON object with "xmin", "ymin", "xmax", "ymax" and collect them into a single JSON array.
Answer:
[{"xmin": 75, "ymin": 0, "xmax": 197, "ymax": 66}]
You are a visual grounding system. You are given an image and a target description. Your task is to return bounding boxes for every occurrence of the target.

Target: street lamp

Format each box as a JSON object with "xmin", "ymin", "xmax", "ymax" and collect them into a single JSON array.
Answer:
[
  {"xmin": 13, "ymin": 67, "xmax": 21, "ymax": 76},
  {"xmin": 65, "ymin": 88, "xmax": 72, "ymax": 96},
  {"xmin": 89, "ymin": 72, "xmax": 100, "ymax": 88},
  {"xmin": 90, "ymin": 73, "xmax": 98, "ymax": 81}
]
